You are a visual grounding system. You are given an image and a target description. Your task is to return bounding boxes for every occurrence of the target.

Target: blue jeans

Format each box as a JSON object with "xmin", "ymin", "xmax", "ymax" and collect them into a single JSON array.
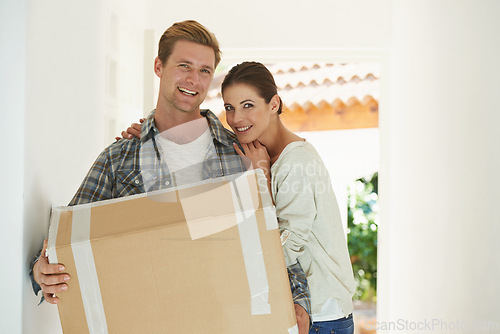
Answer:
[{"xmin": 309, "ymin": 314, "xmax": 354, "ymax": 334}]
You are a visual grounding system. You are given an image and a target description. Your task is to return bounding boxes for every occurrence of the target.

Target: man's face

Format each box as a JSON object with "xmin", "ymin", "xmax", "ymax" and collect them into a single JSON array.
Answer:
[{"xmin": 155, "ymin": 40, "xmax": 215, "ymax": 115}]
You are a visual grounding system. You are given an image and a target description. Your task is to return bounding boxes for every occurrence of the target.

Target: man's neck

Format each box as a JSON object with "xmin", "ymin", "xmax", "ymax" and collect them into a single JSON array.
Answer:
[
  {"xmin": 154, "ymin": 108, "xmax": 209, "ymax": 145},
  {"xmin": 154, "ymin": 106, "xmax": 204, "ymax": 133}
]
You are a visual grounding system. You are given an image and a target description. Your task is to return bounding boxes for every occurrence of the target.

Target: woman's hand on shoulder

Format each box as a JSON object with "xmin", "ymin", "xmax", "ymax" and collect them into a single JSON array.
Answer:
[{"xmin": 115, "ymin": 118, "xmax": 144, "ymax": 141}]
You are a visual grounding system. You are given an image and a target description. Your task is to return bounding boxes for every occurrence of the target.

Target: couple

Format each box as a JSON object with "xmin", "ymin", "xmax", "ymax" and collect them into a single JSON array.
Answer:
[{"xmin": 30, "ymin": 20, "xmax": 355, "ymax": 334}]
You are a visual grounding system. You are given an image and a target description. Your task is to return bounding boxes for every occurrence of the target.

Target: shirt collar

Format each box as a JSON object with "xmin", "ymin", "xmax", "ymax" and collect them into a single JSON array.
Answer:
[
  {"xmin": 140, "ymin": 110, "xmax": 159, "ymax": 143},
  {"xmin": 141, "ymin": 109, "xmax": 237, "ymax": 148},
  {"xmin": 201, "ymin": 109, "xmax": 238, "ymax": 148}
]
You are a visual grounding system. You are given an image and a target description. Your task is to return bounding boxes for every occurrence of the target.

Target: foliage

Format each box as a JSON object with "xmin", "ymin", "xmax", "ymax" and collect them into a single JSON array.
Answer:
[{"xmin": 347, "ymin": 172, "xmax": 378, "ymax": 302}]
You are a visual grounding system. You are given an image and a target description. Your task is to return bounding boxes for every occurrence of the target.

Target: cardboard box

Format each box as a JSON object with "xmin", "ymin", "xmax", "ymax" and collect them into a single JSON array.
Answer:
[{"xmin": 47, "ymin": 170, "xmax": 298, "ymax": 333}]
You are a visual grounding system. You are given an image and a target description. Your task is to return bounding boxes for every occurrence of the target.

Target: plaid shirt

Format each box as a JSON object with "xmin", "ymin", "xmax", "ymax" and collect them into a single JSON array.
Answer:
[
  {"xmin": 68, "ymin": 110, "xmax": 246, "ymax": 204},
  {"xmin": 31, "ymin": 109, "xmax": 311, "ymax": 317}
]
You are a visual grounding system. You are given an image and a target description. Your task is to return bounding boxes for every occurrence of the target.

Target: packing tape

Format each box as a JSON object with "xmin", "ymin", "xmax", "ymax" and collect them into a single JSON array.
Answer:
[
  {"xmin": 47, "ymin": 207, "xmax": 61, "ymax": 264},
  {"xmin": 263, "ymin": 206, "xmax": 278, "ymax": 231},
  {"xmin": 230, "ymin": 175, "xmax": 271, "ymax": 315},
  {"xmin": 71, "ymin": 205, "xmax": 108, "ymax": 334},
  {"xmin": 253, "ymin": 169, "xmax": 278, "ymax": 231},
  {"xmin": 288, "ymin": 324, "xmax": 299, "ymax": 334}
]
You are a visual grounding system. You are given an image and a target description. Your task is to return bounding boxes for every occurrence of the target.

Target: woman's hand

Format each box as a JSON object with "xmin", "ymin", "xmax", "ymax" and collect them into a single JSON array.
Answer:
[
  {"xmin": 115, "ymin": 118, "xmax": 144, "ymax": 141},
  {"xmin": 233, "ymin": 140, "xmax": 273, "ymax": 199},
  {"xmin": 294, "ymin": 304, "xmax": 310, "ymax": 334},
  {"xmin": 233, "ymin": 140, "xmax": 271, "ymax": 176}
]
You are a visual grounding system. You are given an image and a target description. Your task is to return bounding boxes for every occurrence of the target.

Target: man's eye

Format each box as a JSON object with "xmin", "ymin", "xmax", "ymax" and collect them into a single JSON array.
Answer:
[
  {"xmin": 179, "ymin": 64, "xmax": 189, "ymax": 69},
  {"xmin": 201, "ymin": 69, "xmax": 211, "ymax": 75}
]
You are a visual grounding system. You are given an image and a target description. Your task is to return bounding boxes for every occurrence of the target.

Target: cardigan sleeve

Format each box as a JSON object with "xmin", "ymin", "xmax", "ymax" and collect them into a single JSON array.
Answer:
[{"xmin": 272, "ymin": 147, "xmax": 319, "ymax": 267}]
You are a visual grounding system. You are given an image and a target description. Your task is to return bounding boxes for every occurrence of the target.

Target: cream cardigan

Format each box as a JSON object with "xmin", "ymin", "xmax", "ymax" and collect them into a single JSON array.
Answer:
[{"xmin": 271, "ymin": 141, "xmax": 355, "ymax": 322}]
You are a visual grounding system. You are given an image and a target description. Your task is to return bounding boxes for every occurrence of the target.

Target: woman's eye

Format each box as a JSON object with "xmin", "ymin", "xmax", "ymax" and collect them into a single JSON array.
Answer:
[
  {"xmin": 224, "ymin": 105, "xmax": 234, "ymax": 112},
  {"xmin": 243, "ymin": 103, "xmax": 253, "ymax": 108}
]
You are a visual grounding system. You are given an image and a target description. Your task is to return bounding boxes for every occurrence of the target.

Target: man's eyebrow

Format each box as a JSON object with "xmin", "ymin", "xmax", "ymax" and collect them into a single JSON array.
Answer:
[{"xmin": 201, "ymin": 64, "xmax": 214, "ymax": 71}]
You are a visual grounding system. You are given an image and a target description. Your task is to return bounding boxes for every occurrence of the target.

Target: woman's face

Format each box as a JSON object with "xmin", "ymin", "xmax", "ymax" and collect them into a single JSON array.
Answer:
[{"xmin": 223, "ymin": 83, "xmax": 275, "ymax": 144}]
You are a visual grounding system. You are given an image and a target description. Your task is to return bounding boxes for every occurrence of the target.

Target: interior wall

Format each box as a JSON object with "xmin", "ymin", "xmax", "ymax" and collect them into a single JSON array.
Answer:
[
  {"xmin": 144, "ymin": 0, "xmax": 392, "ymax": 50},
  {"xmin": 22, "ymin": 1, "xmax": 106, "ymax": 333},
  {"xmin": 378, "ymin": 0, "xmax": 500, "ymax": 331},
  {"xmin": 17, "ymin": 1, "xmax": 146, "ymax": 333},
  {"xmin": 0, "ymin": 0, "xmax": 26, "ymax": 332}
]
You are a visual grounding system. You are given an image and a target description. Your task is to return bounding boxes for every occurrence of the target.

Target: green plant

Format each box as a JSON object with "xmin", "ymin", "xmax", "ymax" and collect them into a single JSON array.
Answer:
[{"xmin": 347, "ymin": 172, "xmax": 378, "ymax": 302}]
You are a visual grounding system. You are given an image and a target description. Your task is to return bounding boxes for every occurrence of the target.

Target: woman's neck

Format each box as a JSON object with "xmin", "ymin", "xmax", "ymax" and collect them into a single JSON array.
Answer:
[{"xmin": 259, "ymin": 118, "xmax": 304, "ymax": 165}]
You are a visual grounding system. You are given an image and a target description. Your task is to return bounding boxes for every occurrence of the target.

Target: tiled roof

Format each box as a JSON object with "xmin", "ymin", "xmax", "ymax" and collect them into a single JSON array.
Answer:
[{"xmin": 201, "ymin": 62, "xmax": 380, "ymax": 114}]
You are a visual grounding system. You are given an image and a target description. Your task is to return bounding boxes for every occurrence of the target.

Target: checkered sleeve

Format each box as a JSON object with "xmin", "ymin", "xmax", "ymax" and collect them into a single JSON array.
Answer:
[
  {"xmin": 69, "ymin": 148, "xmax": 114, "ymax": 206},
  {"xmin": 288, "ymin": 261, "xmax": 312, "ymax": 321},
  {"xmin": 29, "ymin": 148, "xmax": 116, "ymax": 304},
  {"xmin": 29, "ymin": 248, "xmax": 45, "ymax": 304}
]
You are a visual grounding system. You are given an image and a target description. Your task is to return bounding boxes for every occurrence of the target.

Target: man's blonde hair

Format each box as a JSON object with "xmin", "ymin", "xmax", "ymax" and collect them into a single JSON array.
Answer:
[{"xmin": 158, "ymin": 20, "xmax": 221, "ymax": 68}]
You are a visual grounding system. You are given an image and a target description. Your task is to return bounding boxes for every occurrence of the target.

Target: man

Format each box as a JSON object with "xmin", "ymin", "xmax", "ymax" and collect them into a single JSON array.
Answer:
[{"xmin": 29, "ymin": 20, "xmax": 311, "ymax": 332}]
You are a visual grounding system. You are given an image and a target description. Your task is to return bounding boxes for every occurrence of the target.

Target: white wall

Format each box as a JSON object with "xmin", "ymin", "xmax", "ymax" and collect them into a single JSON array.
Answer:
[
  {"xmin": 4, "ymin": 1, "xmax": 147, "ymax": 333},
  {"xmin": 144, "ymin": 0, "xmax": 392, "ymax": 50},
  {"xmin": 22, "ymin": 1, "xmax": 107, "ymax": 333},
  {"xmin": 377, "ymin": 0, "xmax": 500, "ymax": 332},
  {"xmin": 0, "ymin": 1, "xmax": 26, "ymax": 332}
]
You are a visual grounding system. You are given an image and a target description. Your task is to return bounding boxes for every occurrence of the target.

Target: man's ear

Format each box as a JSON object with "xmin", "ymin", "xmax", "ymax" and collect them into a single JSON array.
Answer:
[
  {"xmin": 270, "ymin": 94, "xmax": 280, "ymax": 114},
  {"xmin": 154, "ymin": 57, "xmax": 163, "ymax": 78}
]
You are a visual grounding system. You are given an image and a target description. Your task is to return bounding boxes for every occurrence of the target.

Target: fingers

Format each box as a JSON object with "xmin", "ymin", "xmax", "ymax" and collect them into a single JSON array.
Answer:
[
  {"xmin": 119, "ymin": 120, "xmax": 143, "ymax": 140},
  {"xmin": 42, "ymin": 239, "xmax": 48, "ymax": 253},
  {"xmin": 128, "ymin": 125, "xmax": 142, "ymax": 139},
  {"xmin": 253, "ymin": 140, "xmax": 269, "ymax": 152},
  {"xmin": 44, "ymin": 292, "xmax": 60, "ymax": 304},
  {"xmin": 41, "ymin": 263, "xmax": 67, "ymax": 275},
  {"xmin": 233, "ymin": 143, "xmax": 253, "ymax": 170},
  {"xmin": 248, "ymin": 140, "xmax": 259, "ymax": 150},
  {"xmin": 40, "ymin": 280, "xmax": 68, "ymax": 294},
  {"xmin": 38, "ymin": 250, "xmax": 65, "ymax": 274},
  {"xmin": 38, "ymin": 267, "xmax": 70, "ymax": 304},
  {"xmin": 233, "ymin": 143, "xmax": 244, "ymax": 156},
  {"xmin": 253, "ymin": 140, "xmax": 269, "ymax": 155},
  {"xmin": 121, "ymin": 130, "xmax": 132, "ymax": 139},
  {"xmin": 37, "ymin": 239, "xmax": 71, "ymax": 300},
  {"xmin": 40, "ymin": 271, "xmax": 70, "ymax": 285}
]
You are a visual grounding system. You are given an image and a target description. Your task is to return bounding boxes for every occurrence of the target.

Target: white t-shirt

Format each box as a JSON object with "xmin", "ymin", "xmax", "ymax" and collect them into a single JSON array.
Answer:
[{"xmin": 156, "ymin": 128, "xmax": 212, "ymax": 186}]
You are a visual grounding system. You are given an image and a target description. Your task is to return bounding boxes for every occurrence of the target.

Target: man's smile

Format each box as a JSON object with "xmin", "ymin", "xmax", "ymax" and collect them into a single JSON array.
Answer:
[{"xmin": 178, "ymin": 87, "xmax": 198, "ymax": 96}]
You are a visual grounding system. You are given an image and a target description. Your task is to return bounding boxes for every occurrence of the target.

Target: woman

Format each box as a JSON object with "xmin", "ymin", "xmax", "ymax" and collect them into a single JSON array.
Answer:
[
  {"xmin": 124, "ymin": 62, "xmax": 356, "ymax": 334},
  {"xmin": 222, "ymin": 62, "xmax": 355, "ymax": 334}
]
